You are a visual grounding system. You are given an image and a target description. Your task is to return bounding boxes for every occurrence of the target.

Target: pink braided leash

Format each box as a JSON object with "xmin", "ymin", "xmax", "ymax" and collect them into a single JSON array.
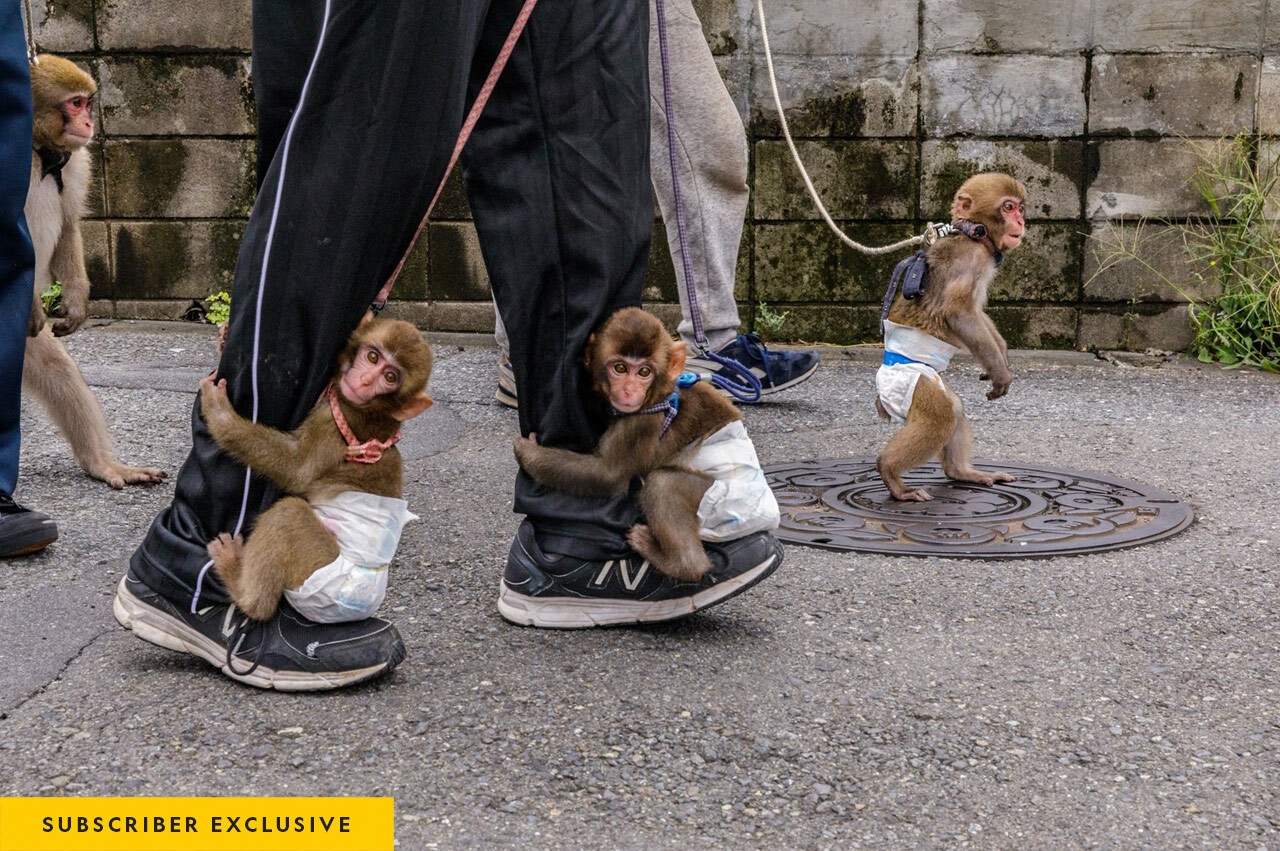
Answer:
[{"xmin": 373, "ymin": 0, "xmax": 539, "ymax": 309}]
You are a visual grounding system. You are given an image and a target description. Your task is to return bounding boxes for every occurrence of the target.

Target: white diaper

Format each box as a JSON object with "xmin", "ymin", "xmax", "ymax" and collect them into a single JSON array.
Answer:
[
  {"xmin": 875, "ymin": 320, "xmax": 960, "ymax": 423},
  {"xmin": 283, "ymin": 491, "xmax": 418, "ymax": 623},
  {"xmin": 676, "ymin": 420, "xmax": 780, "ymax": 542}
]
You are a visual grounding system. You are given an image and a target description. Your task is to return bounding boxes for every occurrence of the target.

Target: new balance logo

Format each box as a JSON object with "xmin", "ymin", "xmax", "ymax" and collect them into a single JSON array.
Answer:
[{"xmin": 591, "ymin": 558, "xmax": 651, "ymax": 591}]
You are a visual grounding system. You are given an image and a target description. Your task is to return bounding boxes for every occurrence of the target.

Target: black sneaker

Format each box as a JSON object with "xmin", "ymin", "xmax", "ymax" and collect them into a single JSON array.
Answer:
[
  {"xmin": 686, "ymin": 333, "xmax": 820, "ymax": 398},
  {"xmin": 0, "ymin": 493, "xmax": 58, "ymax": 557},
  {"xmin": 498, "ymin": 520, "xmax": 783, "ymax": 628},
  {"xmin": 113, "ymin": 570, "xmax": 406, "ymax": 690}
]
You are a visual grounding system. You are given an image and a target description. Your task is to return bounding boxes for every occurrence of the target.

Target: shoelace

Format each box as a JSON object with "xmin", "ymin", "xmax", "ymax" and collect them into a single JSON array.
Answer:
[{"xmin": 224, "ymin": 613, "xmax": 266, "ymax": 678}]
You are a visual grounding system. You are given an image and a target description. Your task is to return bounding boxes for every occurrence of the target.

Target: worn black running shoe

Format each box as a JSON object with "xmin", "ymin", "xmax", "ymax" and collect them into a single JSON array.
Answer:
[
  {"xmin": 498, "ymin": 520, "xmax": 783, "ymax": 628},
  {"xmin": 0, "ymin": 493, "xmax": 58, "ymax": 557},
  {"xmin": 113, "ymin": 570, "xmax": 405, "ymax": 690}
]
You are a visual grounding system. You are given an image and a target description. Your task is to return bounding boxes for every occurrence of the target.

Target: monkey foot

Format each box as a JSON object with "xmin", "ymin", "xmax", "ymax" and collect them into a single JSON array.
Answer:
[
  {"xmin": 890, "ymin": 488, "xmax": 933, "ymax": 502},
  {"xmin": 947, "ymin": 470, "xmax": 1016, "ymax": 487},
  {"xmin": 91, "ymin": 462, "xmax": 168, "ymax": 490}
]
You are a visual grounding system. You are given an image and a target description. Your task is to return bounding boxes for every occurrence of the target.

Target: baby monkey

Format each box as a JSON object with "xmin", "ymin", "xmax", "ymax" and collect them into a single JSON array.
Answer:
[
  {"xmin": 875, "ymin": 172, "xmax": 1025, "ymax": 501},
  {"xmin": 514, "ymin": 307, "xmax": 748, "ymax": 581},
  {"xmin": 200, "ymin": 318, "xmax": 433, "ymax": 621}
]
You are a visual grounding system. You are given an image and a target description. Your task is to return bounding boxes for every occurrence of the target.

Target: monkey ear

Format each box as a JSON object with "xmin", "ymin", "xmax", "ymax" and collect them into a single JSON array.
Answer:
[
  {"xmin": 393, "ymin": 392, "xmax": 433, "ymax": 422},
  {"xmin": 953, "ymin": 191, "xmax": 974, "ymax": 220},
  {"xmin": 583, "ymin": 333, "xmax": 597, "ymax": 369},
  {"xmin": 668, "ymin": 340, "xmax": 687, "ymax": 381}
]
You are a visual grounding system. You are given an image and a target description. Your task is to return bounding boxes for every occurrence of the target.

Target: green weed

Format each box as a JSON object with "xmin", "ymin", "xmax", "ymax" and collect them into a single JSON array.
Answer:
[{"xmin": 204, "ymin": 291, "xmax": 231, "ymax": 326}]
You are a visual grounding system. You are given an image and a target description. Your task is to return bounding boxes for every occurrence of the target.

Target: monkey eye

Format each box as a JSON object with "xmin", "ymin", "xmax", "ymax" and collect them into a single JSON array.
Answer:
[
  {"xmin": 67, "ymin": 96, "xmax": 87, "ymax": 110},
  {"xmin": 383, "ymin": 369, "xmax": 399, "ymax": 385},
  {"xmin": 637, "ymin": 366, "xmax": 653, "ymax": 378},
  {"xmin": 611, "ymin": 362, "xmax": 627, "ymax": 375},
  {"xmin": 365, "ymin": 347, "xmax": 380, "ymax": 364}
]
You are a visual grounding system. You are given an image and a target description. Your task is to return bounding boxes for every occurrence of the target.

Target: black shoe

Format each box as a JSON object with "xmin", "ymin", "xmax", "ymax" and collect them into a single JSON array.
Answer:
[
  {"xmin": 498, "ymin": 520, "xmax": 783, "ymax": 628},
  {"xmin": 0, "ymin": 493, "xmax": 58, "ymax": 557},
  {"xmin": 113, "ymin": 570, "xmax": 406, "ymax": 690}
]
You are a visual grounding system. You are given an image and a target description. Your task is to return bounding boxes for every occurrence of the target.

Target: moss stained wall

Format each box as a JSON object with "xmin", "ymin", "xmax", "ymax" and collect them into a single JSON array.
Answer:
[{"xmin": 31, "ymin": 0, "xmax": 1275, "ymax": 349}]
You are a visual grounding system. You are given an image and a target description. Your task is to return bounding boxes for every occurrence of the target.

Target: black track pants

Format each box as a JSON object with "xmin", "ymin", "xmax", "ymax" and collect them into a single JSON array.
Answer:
[{"xmin": 130, "ymin": 0, "xmax": 651, "ymax": 607}]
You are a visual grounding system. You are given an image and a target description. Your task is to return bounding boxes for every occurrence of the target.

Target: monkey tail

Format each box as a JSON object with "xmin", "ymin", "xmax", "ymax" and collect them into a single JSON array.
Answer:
[{"xmin": 875, "ymin": 397, "xmax": 891, "ymax": 423}]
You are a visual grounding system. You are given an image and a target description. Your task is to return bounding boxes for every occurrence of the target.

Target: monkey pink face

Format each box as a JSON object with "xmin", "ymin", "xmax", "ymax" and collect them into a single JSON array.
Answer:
[
  {"xmin": 340, "ymin": 343, "xmax": 402, "ymax": 405},
  {"xmin": 605, "ymin": 356, "xmax": 655, "ymax": 413},
  {"xmin": 998, "ymin": 195, "xmax": 1026, "ymax": 249},
  {"xmin": 61, "ymin": 93, "xmax": 95, "ymax": 146}
]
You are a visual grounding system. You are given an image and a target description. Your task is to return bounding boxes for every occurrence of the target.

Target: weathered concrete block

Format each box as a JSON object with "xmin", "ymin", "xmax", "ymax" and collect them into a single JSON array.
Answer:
[
  {"xmin": 989, "ymin": 225, "xmax": 1081, "ymax": 303},
  {"xmin": 84, "ymin": 144, "xmax": 106, "ymax": 218},
  {"xmin": 385, "ymin": 301, "xmax": 495, "ymax": 334},
  {"xmin": 98, "ymin": 57, "xmax": 254, "ymax": 136},
  {"xmin": 112, "ymin": 221, "xmax": 243, "ymax": 299},
  {"xmin": 1085, "ymin": 141, "xmax": 1208, "ymax": 219},
  {"xmin": 922, "ymin": 56, "xmax": 1086, "ymax": 137},
  {"xmin": 753, "ymin": 140, "xmax": 916, "ymax": 219},
  {"xmin": 112, "ymin": 298, "xmax": 208, "ymax": 321},
  {"xmin": 643, "ymin": 302, "xmax": 685, "ymax": 336},
  {"xmin": 86, "ymin": 298, "xmax": 114, "ymax": 318},
  {"xmin": 692, "ymin": 0, "xmax": 741, "ymax": 55},
  {"xmin": 923, "ymin": 0, "xmax": 1092, "ymax": 54},
  {"xmin": 921, "ymin": 141, "xmax": 1084, "ymax": 220},
  {"xmin": 392, "ymin": 230, "xmax": 429, "ymax": 302},
  {"xmin": 1091, "ymin": 54, "xmax": 1256, "ymax": 137},
  {"xmin": 1096, "ymin": 0, "xmax": 1264, "ymax": 52},
  {"xmin": 27, "ymin": 0, "xmax": 95, "ymax": 52},
  {"xmin": 1079, "ymin": 305, "xmax": 1195, "ymax": 351},
  {"xmin": 1259, "ymin": 57, "xmax": 1280, "ymax": 135},
  {"xmin": 428, "ymin": 223, "xmax": 491, "ymax": 301},
  {"xmin": 105, "ymin": 140, "xmax": 255, "ymax": 218},
  {"xmin": 433, "ymin": 171, "xmax": 472, "ymax": 220},
  {"xmin": 746, "ymin": 0, "xmax": 916, "ymax": 56},
  {"xmin": 987, "ymin": 306, "xmax": 1078, "ymax": 349},
  {"xmin": 97, "ymin": 0, "xmax": 252, "ymax": 51},
  {"xmin": 754, "ymin": 222, "xmax": 916, "ymax": 303},
  {"xmin": 644, "ymin": 223, "xmax": 680, "ymax": 304},
  {"xmin": 82, "ymin": 220, "xmax": 111, "ymax": 299},
  {"xmin": 1083, "ymin": 223, "xmax": 1220, "ymax": 303},
  {"xmin": 748, "ymin": 55, "xmax": 916, "ymax": 137},
  {"xmin": 765, "ymin": 305, "xmax": 880, "ymax": 345}
]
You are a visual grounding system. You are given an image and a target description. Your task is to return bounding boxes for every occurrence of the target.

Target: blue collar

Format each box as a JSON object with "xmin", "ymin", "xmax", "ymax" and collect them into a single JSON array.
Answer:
[
  {"xmin": 883, "ymin": 350, "xmax": 924, "ymax": 367},
  {"xmin": 612, "ymin": 390, "xmax": 680, "ymax": 437}
]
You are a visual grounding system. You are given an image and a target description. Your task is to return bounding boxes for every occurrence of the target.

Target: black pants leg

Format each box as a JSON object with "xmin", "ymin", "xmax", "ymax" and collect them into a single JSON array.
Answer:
[
  {"xmin": 464, "ymin": 0, "xmax": 652, "ymax": 559},
  {"xmin": 130, "ymin": 0, "xmax": 652, "ymax": 603}
]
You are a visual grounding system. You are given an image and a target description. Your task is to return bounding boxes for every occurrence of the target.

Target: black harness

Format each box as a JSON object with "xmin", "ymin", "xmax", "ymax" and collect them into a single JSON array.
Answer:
[
  {"xmin": 879, "ymin": 220, "xmax": 1002, "ymax": 334},
  {"xmin": 35, "ymin": 147, "xmax": 72, "ymax": 193}
]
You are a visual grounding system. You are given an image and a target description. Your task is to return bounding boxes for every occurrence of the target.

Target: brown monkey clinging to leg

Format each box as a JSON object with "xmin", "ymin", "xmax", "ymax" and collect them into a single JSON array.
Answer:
[
  {"xmin": 874, "ymin": 172, "xmax": 1025, "ymax": 502},
  {"xmin": 201, "ymin": 318, "xmax": 433, "ymax": 622}
]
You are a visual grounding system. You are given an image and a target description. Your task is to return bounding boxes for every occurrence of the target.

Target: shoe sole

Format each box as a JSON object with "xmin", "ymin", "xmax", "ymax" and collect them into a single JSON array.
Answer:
[
  {"xmin": 493, "ymin": 386, "xmax": 519, "ymax": 408},
  {"xmin": 0, "ymin": 522, "xmax": 58, "ymax": 557},
  {"xmin": 496, "ymin": 548, "xmax": 781, "ymax": 629},
  {"xmin": 112, "ymin": 578, "xmax": 394, "ymax": 691},
  {"xmin": 684, "ymin": 358, "xmax": 820, "ymax": 399}
]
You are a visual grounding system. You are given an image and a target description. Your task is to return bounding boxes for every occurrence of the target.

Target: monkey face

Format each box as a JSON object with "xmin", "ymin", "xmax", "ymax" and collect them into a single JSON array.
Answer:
[
  {"xmin": 340, "ymin": 343, "xmax": 404, "ymax": 405},
  {"xmin": 604, "ymin": 356, "xmax": 657, "ymax": 413},
  {"xmin": 997, "ymin": 195, "xmax": 1026, "ymax": 249},
  {"xmin": 60, "ymin": 92, "xmax": 95, "ymax": 147}
]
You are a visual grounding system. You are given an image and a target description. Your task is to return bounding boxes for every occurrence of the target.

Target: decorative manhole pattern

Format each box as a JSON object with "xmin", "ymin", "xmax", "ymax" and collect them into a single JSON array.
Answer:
[{"xmin": 764, "ymin": 459, "xmax": 1193, "ymax": 558}]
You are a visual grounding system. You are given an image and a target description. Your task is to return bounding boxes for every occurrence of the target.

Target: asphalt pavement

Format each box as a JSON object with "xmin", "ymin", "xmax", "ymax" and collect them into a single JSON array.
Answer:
[{"xmin": 1, "ymin": 320, "xmax": 1278, "ymax": 849}]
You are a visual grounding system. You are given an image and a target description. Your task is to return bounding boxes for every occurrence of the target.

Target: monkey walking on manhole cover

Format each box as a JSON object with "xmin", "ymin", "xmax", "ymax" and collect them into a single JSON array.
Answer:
[{"xmin": 874, "ymin": 173, "xmax": 1026, "ymax": 502}]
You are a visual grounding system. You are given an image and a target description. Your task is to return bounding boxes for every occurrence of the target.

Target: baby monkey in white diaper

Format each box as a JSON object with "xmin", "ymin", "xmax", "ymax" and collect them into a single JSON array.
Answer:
[
  {"xmin": 875, "ymin": 173, "xmax": 1025, "ymax": 501},
  {"xmin": 200, "ymin": 319, "xmax": 433, "ymax": 621}
]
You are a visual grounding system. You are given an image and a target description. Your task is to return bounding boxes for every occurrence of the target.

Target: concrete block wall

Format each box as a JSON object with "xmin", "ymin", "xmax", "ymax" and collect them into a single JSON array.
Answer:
[{"xmin": 31, "ymin": 0, "xmax": 1268, "ymax": 349}]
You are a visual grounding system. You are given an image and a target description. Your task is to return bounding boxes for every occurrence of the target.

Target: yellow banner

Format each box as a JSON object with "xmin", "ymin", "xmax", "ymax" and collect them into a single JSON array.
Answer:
[{"xmin": 0, "ymin": 798, "xmax": 393, "ymax": 851}]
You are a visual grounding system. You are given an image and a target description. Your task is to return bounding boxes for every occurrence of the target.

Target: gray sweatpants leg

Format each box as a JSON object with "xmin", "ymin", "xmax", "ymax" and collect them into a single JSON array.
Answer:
[
  {"xmin": 649, "ymin": 0, "xmax": 746, "ymax": 353},
  {"xmin": 494, "ymin": 0, "xmax": 746, "ymax": 359}
]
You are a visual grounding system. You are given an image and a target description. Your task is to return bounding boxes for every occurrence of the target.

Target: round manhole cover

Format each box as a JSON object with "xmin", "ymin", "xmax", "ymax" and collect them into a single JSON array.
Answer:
[{"xmin": 764, "ymin": 459, "xmax": 1193, "ymax": 558}]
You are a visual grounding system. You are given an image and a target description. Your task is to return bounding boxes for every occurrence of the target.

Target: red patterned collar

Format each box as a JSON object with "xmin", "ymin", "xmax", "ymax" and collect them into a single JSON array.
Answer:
[{"xmin": 327, "ymin": 383, "xmax": 400, "ymax": 463}]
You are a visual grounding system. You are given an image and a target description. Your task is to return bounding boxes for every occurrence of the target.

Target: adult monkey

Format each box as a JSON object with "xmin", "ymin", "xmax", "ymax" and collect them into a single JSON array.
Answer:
[
  {"xmin": 875, "ymin": 172, "xmax": 1025, "ymax": 502},
  {"xmin": 23, "ymin": 54, "xmax": 165, "ymax": 489}
]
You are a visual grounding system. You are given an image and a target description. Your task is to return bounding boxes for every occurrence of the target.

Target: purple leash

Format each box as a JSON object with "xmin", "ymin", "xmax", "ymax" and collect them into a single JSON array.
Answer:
[{"xmin": 654, "ymin": 0, "xmax": 762, "ymax": 403}]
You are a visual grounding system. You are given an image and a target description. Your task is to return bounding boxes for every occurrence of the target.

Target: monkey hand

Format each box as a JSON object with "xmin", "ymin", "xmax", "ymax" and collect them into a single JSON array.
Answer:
[
  {"xmin": 27, "ymin": 298, "xmax": 46, "ymax": 337},
  {"xmin": 513, "ymin": 434, "xmax": 541, "ymax": 471},
  {"xmin": 50, "ymin": 300, "xmax": 87, "ymax": 337},
  {"xmin": 199, "ymin": 375, "xmax": 237, "ymax": 431},
  {"xmin": 984, "ymin": 374, "xmax": 1011, "ymax": 400}
]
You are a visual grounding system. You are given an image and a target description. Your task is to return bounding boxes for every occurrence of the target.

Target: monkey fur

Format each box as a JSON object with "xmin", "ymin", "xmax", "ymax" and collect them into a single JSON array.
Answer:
[
  {"xmin": 875, "ymin": 172, "xmax": 1025, "ymax": 502},
  {"xmin": 201, "ymin": 318, "xmax": 434, "ymax": 620},
  {"xmin": 513, "ymin": 307, "xmax": 740, "ymax": 581},
  {"xmin": 22, "ymin": 55, "xmax": 166, "ymax": 489}
]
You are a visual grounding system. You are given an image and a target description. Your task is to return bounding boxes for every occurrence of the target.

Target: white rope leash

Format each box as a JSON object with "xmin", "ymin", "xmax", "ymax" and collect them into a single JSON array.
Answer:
[
  {"xmin": 755, "ymin": 0, "xmax": 924, "ymax": 256},
  {"xmin": 20, "ymin": 0, "xmax": 38, "ymax": 64}
]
